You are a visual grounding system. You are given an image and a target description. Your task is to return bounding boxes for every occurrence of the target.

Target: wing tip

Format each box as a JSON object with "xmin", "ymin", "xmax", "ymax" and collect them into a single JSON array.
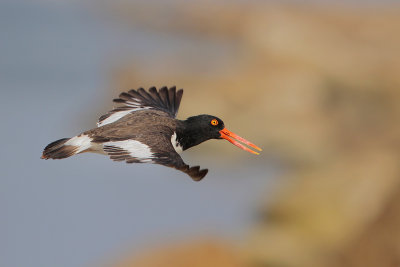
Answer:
[{"xmin": 187, "ymin": 166, "xmax": 208, "ymax": 181}]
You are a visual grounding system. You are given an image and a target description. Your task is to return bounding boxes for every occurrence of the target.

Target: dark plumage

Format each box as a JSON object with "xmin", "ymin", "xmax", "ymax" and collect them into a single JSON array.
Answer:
[{"xmin": 41, "ymin": 86, "xmax": 261, "ymax": 181}]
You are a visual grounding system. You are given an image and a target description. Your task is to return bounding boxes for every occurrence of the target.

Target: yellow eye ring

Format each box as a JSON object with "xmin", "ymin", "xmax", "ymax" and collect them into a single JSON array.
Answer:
[{"xmin": 211, "ymin": 119, "xmax": 218, "ymax": 126}]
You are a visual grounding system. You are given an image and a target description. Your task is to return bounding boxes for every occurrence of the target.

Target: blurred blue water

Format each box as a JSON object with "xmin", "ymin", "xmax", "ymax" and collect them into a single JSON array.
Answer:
[{"xmin": 0, "ymin": 2, "xmax": 278, "ymax": 267}]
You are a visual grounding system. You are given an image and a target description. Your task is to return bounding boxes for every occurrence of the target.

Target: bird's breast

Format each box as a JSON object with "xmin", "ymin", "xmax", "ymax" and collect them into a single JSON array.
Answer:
[{"xmin": 171, "ymin": 132, "xmax": 183, "ymax": 154}]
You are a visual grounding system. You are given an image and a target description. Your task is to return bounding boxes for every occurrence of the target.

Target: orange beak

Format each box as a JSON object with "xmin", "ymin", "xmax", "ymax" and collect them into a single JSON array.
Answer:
[{"xmin": 219, "ymin": 128, "xmax": 262, "ymax": 155}]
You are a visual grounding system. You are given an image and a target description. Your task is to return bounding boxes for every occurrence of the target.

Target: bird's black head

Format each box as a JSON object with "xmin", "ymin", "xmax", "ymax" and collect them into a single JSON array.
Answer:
[
  {"xmin": 178, "ymin": 115, "xmax": 224, "ymax": 149},
  {"xmin": 186, "ymin": 114, "xmax": 225, "ymax": 138},
  {"xmin": 178, "ymin": 114, "xmax": 262, "ymax": 154}
]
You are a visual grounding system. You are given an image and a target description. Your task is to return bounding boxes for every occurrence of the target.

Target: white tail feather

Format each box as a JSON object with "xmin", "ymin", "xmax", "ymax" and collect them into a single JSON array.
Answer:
[{"xmin": 65, "ymin": 135, "xmax": 93, "ymax": 154}]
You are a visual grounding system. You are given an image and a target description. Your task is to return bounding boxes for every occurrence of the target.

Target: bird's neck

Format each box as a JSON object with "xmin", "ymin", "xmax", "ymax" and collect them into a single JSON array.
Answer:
[{"xmin": 176, "ymin": 119, "xmax": 209, "ymax": 150}]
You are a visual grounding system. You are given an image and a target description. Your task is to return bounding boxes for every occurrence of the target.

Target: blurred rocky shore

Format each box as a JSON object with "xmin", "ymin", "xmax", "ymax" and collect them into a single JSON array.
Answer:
[{"xmin": 100, "ymin": 2, "xmax": 400, "ymax": 266}]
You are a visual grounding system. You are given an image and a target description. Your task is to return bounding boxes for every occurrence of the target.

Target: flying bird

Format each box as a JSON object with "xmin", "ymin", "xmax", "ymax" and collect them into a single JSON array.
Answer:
[{"xmin": 41, "ymin": 86, "xmax": 261, "ymax": 181}]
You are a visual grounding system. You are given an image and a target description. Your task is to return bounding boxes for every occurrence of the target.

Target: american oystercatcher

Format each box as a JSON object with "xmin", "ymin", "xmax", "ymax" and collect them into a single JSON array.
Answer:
[{"xmin": 41, "ymin": 87, "xmax": 261, "ymax": 181}]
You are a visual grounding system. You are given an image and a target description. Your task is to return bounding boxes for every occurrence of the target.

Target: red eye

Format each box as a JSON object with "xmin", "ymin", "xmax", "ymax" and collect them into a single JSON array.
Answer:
[{"xmin": 211, "ymin": 119, "xmax": 218, "ymax": 126}]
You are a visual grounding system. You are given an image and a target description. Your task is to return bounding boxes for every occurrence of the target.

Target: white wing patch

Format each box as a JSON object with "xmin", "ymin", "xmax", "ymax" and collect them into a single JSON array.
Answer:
[
  {"xmin": 171, "ymin": 132, "xmax": 183, "ymax": 154},
  {"xmin": 97, "ymin": 107, "xmax": 150, "ymax": 127},
  {"xmin": 103, "ymin": 140, "xmax": 154, "ymax": 163}
]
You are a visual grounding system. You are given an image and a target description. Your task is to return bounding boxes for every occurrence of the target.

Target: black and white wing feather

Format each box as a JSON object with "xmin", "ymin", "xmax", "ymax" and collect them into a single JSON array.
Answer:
[
  {"xmin": 103, "ymin": 140, "xmax": 154, "ymax": 163},
  {"xmin": 102, "ymin": 136, "xmax": 208, "ymax": 181},
  {"xmin": 98, "ymin": 86, "xmax": 183, "ymax": 127}
]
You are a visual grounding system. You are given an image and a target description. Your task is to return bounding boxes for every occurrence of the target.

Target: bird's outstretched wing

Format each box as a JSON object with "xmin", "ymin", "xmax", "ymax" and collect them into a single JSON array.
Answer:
[
  {"xmin": 152, "ymin": 151, "xmax": 209, "ymax": 181},
  {"xmin": 102, "ymin": 137, "xmax": 208, "ymax": 181},
  {"xmin": 98, "ymin": 86, "xmax": 183, "ymax": 127}
]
